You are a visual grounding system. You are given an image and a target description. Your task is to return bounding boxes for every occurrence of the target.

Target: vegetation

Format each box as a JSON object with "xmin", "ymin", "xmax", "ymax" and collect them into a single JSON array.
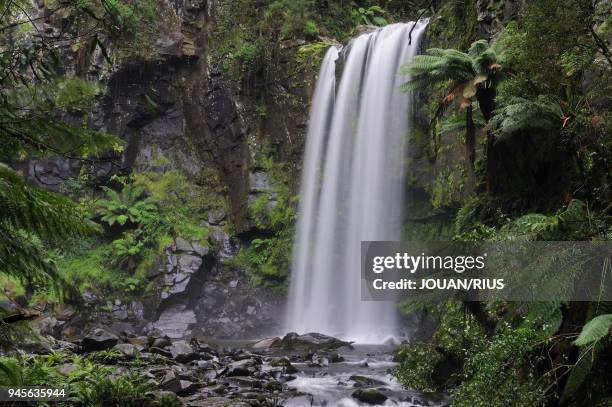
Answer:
[
  {"xmin": 401, "ymin": 39, "xmax": 502, "ymax": 189},
  {"xmin": 235, "ymin": 154, "xmax": 297, "ymax": 288},
  {"xmin": 396, "ymin": 1, "xmax": 611, "ymax": 405},
  {"xmin": 0, "ymin": 352, "xmax": 179, "ymax": 406},
  {"xmin": 0, "ymin": 0, "xmax": 610, "ymax": 405}
]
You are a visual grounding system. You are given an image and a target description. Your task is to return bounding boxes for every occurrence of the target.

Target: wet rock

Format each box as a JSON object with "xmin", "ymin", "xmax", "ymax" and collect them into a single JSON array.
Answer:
[
  {"xmin": 264, "ymin": 380, "xmax": 282, "ymax": 392},
  {"xmin": 225, "ymin": 358, "xmax": 259, "ymax": 377},
  {"xmin": 56, "ymin": 306, "xmax": 76, "ymax": 321},
  {"xmin": 149, "ymin": 334, "xmax": 172, "ymax": 348},
  {"xmin": 126, "ymin": 336, "xmax": 147, "ymax": 351},
  {"xmin": 209, "ymin": 227, "xmax": 237, "ymax": 258},
  {"xmin": 226, "ymin": 376, "xmax": 262, "ymax": 388},
  {"xmin": 57, "ymin": 363, "xmax": 77, "ymax": 376},
  {"xmin": 81, "ymin": 328, "xmax": 118, "ymax": 352},
  {"xmin": 149, "ymin": 347, "xmax": 173, "ymax": 358},
  {"xmin": 151, "ymin": 306, "xmax": 196, "ymax": 339},
  {"xmin": 326, "ymin": 352, "xmax": 344, "ymax": 363},
  {"xmin": 269, "ymin": 357, "xmax": 298, "ymax": 374},
  {"xmin": 350, "ymin": 375, "xmax": 387, "ymax": 388},
  {"xmin": 203, "ymin": 384, "xmax": 227, "ymax": 395},
  {"xmin": 208, "ymin": 207, "xmax": 226, "ymax": 225},
  {"xmin": 114, "ymin": 343, "xmax": 139, "ymax": 359},
  {"xmin": 249, "ymin": 172, "xmax": 273, "ymax": 193},
  {"xmin": 352, "ymin": 389, "xmax": 388, "ymax": 405},
  {"xmin": 32, "ymin": 316, "xmax": 58, "ymax": 336},
  {"xmin": 252, "ymin": 337, "xmax": 281, "ymax": 350},
  {"xmin": 175, "ymin": 237, "xmax": 194, "ymax": 252},
  {"xmin": 310, "ymin": 353, "xmax": 330, "ymax": 367},
  {"xmin": 55, "ymin": 340, "xmax": 79, "ymax": 353},
  {"xmin": 162, "ymin": 371, "xmax": 200, "ymax": 396},
  {"xmin": 280, "ymin": 332, "xmax": 353, "ymax": 351},
  {"xmin": 195, "ymin": 360, "xmax": 215, "ymax": 370},
  {"xmin": 169, "ymin": 340, "xmax": 200, "ymax": 363}
]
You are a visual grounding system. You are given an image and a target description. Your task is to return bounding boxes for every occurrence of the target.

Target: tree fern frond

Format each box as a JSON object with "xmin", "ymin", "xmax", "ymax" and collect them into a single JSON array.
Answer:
[
  {"xmin": 489, "ymin": 96, "xmax": 563, "ymax": 140},
  {"xmin": 0, "ymin": 358, "xmax": 22, "ymax": 386},
  {"xmin": 0, "ymin": 166, "xmax": 98, "ymax": 240}
]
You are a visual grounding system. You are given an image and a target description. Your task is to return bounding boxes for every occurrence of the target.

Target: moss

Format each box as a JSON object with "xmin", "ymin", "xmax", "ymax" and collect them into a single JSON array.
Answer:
[
  {"xmin": 295, "ymin": 41, "xmax": 333, "ymax": 75},
  {"xmin": 56, "ymin": 238, "xmax": 128, "ymax": 294}
]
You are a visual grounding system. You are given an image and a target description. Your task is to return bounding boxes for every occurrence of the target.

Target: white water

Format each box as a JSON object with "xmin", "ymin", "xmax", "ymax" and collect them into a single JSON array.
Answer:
[{"xmin": 286, "ymin": 21, "xmax": 428, "ymax": 343}]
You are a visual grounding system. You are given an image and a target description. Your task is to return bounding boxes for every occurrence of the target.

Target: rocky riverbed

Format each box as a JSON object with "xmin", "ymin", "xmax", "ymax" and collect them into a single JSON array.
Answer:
[{"xmin": 15, "ymin": 329, "xmax": 448, "ymax": 406}]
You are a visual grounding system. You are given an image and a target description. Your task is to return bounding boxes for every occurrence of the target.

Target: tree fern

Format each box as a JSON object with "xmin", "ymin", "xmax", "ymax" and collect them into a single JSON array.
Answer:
[
  {"xmin": 400, "ymin": 40, "xmax": 503, "ymax": 184},
  {"xmin": 488, "ymin": 96, "xmax": 564, "ymax": 141},
  {"xmin": 0, "ymin": 166, "xmax": 95, "ymax": 297}
]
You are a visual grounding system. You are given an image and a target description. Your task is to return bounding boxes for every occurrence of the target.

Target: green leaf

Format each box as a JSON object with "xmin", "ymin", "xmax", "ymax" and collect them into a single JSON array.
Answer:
[
  {"xmin": 574, "ymin": 314, "xmax": 612, "ymax": 347},
  {"xmin": 116, "ymin": 215, "xmax": 129, "ymax": 226}
]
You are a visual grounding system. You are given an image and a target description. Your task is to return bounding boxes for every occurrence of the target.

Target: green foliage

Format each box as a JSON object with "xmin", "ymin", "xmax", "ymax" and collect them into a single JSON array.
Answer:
[
  {"xmin": 498, "ymin": 199, "xmax": 591, "ymax": 241},
  {"xmin": 494, "ymin": 0, "xmax": 596, "ymax": 99},
  {"xmin": 352, "ymin": 5, "xmax": 388, "ymax": 27},
  {"xmin": 0, "ymin": 358, "xmax": 22, "ymax": 386},
  {"xmin": 73, "ymin": 0, "xmax": 166, "ymax": 59},
  {"xmin": 394, "ymin": 343, "xmax": 442, "ymax": 392},
  {"xmin": 489, "ymin": 96, "xmax": 564, "ymax": 141},
  {"xmin": 56, "ymin": 239, "xmax": 126, "ymax": 293},
  {"xmin": 574, "ymin": 314, "xmax": 612, "ymax": 347},
  {"xmin": 235, "ymin": 42, "xmax": 258, "ymax": 65},
  {"xmin": 452, "ymin": 326, "xmax": 546, "ymax": 407},
  {"xmin": 396, "ymin": 302, "xmax": 487, "ymax": 388},
  {"xmin": 401, "ymin": 40, "xmax": 503, "ymax": 109},
  {"xmin": 0, "ymin": 166, "xmax": 98, "ymax": 297},
  {"xmin": 73, "ymin": 371, "xmax": 152, "ymax": 407},
  {"xmin": 1, "ymin": 353, "xmax": 158, "ymax": 406},
  {"xmin": 96, "ymin": 185, "xmax": 158, "ymax": 227},
  {"xmin": 235, "ymin": 154, "xmax": 296, "ymax": 287},
  {"xmin": 303, "ymin": 20, "xmax": 319, "ymax": 40}
]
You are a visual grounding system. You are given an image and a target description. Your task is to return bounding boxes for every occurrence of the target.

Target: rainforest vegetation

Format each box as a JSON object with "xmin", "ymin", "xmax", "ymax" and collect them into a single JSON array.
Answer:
[{"xmin": 0, "ymin": 0, "xmax": 610, "ymax": 406}]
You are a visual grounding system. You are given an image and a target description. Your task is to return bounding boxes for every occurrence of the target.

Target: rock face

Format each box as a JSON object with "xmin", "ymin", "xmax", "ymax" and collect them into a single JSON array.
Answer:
[
  {"xmin": 138, "ymin": 233, "xmax": 283, "ymax": 340},
  {"xmin": 476, "ymin": 0, "xmax": 525, "ymax": 38}
]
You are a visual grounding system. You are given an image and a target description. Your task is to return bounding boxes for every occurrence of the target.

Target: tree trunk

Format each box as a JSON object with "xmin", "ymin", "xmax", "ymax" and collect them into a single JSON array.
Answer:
[
  {"xmin": 476, "ymin": 86, "xmax": 496, "ymax": 192},
  {"xmin": 465, "ymin": 104, "xmax": 476, "ymax": 191}
]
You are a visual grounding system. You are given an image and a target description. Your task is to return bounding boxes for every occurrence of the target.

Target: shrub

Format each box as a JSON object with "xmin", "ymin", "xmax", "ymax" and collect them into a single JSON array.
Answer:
[{"xmin": 303, "ymin": 20, "xmax": 319, "ymax": 40}]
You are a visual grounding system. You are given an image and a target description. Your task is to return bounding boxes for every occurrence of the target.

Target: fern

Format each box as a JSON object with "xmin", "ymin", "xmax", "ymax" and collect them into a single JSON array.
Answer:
[
  {"xmin": 96, "ymin": 185, "xmax": 158, "ymax": 227},
  {"xmin": 488, "ymin": 96, "xmax": 564, "ymax": 141},
  {"xmin": 0, "ymin": 166, "xmax": 98, "ymax": 295},
  {"xmin": 0, "ymin": 358, "xmax": 22, "ymax": 386}
]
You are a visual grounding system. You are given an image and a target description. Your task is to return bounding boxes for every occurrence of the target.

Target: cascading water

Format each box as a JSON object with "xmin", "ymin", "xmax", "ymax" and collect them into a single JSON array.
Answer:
[{"xmin": 286, "ymin": 21, "xmax": 428, "ymax": 343}]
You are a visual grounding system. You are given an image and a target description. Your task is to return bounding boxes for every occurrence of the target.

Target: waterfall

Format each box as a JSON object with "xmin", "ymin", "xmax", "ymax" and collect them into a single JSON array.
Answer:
[{"xmin": 286, "ymin": 21, "xmax": 428, "ymax": 343}]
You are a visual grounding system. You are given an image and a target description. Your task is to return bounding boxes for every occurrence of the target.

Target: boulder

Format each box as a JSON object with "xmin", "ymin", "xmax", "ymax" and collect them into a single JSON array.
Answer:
[
  {"xmin": 280, "ymin": 332, "xmax": 353, "ymax": 351},
  {"xmin": 225, "ymin": 376, "xmax": 262, "ymax": 388},
  {"xmin": 224, "ymin": 359, "xmax": 259, "ymax": 377},
  {"xmin": 352, "ymin": 389, "xmax": 388, "ymax": 405},
  {"xmin": 81, "ymin": 328, "xmax": 119, "ymax": 352},
  {"xmin": 207, "ymin": 207, "xmax": 226, "ymax": 225},
  {"xmin": 350, "ymin": 375, "xmax": 387, "ymax": 388},
  {"xmin": 126, "ymin": 336, "xmax": 147, "ymax": 350},
  {"xmin": 251, "ymin": 337, "xmax": 281, "ymax": 350},
  {"xmin": 169, "ymin": 340, "xmax": 200, "ymax": 363},
  {"xmin": 161, "ymin": 370, "xmax": 200, "ymax": 396},
  {"xmin": 269, "ymin": 357, "xmax": 298, "ymax": 374},
  {"xmin": 149, "ymin": 347, "xmax": 173, "ymax": 358},
  {"xmin": 56, "ymin": 363, "xmax": 77, "ymax": 376},
  {"xmin": 113, "ymin": 343, "xmax": 139, "ymax": 359}
]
